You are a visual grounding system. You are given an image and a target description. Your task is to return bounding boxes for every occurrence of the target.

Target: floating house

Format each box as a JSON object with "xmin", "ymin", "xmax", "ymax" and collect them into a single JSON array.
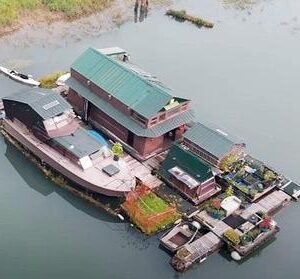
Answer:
[
  {"xmin": 182, "ymin": 122, "xmax": 245, "ymax": 167},
  {"xmin": 159, "ymin": 144, "xmax": 221, "ymax": 204},
  {"xmin": 66, "ymin": 47, "xmax": 193, "ymax": 161},
  {"xmin": 2, "ymin": 88, "xmax": 136, "ymax": 196},
  {"xmin": 3, "ymin": 88, "xmax": 77, "ymax": 142}
]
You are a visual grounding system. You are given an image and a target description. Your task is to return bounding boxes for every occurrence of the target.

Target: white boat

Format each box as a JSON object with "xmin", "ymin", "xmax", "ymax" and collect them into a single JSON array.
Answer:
[
  {"xmin": 56, "ymin": 72, "xmax": 71, "ymax": 86},
  {"xmin": 0, "ymin": 66, "xmax": 40, "ymax": 87}
]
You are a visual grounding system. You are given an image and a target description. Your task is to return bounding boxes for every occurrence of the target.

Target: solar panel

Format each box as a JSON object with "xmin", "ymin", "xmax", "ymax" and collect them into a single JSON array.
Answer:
[{"xmin": 43, "ymin": 100, "xmax": 60, "ymax": 110}]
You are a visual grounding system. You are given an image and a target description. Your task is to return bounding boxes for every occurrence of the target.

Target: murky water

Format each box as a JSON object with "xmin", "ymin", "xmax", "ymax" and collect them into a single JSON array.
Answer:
[{"xmin": 0, "ymin": 0, "xmax": 299, "ymax": 278}]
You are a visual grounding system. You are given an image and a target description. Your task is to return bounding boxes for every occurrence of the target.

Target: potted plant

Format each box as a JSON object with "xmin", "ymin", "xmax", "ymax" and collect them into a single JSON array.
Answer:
[
  {"xmin": 259, "ymin": 217, "xmax": 272, "ymax": 232},
  {"xmin": 112, "ymin": 142, "xmax": 124, "ymax": 161}
]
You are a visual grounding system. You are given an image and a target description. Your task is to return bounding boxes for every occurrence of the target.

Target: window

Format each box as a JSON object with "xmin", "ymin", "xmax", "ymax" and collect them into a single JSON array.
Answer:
[
  {"xmin": 150, "ymin": 117, "xmax": 158, "ymax": 126},
  {"xmin": 159, "ymin": 113, "xmax": 166, "ymax": 121},
  {"xmin": 131, "ymin": 111, "xmax": 147, "ymax": 125}
]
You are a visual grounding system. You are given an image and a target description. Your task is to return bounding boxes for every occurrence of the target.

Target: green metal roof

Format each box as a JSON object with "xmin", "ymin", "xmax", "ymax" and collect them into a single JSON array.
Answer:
[
  {"xmin": 159, "ymin": 144, "xmax": 213, "ymax": 183},
  {"xmin": 51, "ymin": 127, "xmax": 103, "ymax": 158},
  {"xmin": 3, "ymin": 88, "xmax": 72, "ymax": 120},
  {"xmin": 71, "ymin": 47, "xmax": 179, "ymax": 118},
  {"xmin": 184, "ymin": 122, "xmax": 241, "ymax": 158},
  {"xmin": 67, "ymin": 77, "xmax": 194, "ymax": 138}
]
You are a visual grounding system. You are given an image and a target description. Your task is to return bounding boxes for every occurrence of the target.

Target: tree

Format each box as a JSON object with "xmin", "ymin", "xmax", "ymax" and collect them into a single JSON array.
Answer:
[
  {"xmin": 226, "ymin": 185, "xmax": 234, "ymax": 197},
  {"xmin": 112, "ymin": 142, "xmax": 124, "ymax": 160}
]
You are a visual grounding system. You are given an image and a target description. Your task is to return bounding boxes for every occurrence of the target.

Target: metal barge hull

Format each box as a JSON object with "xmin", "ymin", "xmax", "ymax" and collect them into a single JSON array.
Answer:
[{"xmin": 2, "ymin": 119, "xmax": 134, "ymax": 197}]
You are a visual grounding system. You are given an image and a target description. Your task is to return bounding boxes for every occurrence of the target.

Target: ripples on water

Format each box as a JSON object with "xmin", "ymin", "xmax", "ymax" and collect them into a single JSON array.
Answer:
[{"xmin": 0, "ymin": 1, "xmax": 299, "ymax": 279}]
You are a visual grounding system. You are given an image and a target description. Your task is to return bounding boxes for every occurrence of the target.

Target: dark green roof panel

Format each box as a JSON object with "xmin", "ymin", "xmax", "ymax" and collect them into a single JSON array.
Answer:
[
  {"xmin": 67, "ymin": 77, "xmax": 194, "ymax": 137},
  {"xmin": 52, "ymin": 127, "xmax": 103, "ymax": 158},
  {"xmin": 71, "ymin": 47, "xmax": 174, "ymax": 118},
  {"xmin": 184, "ymin": 122, "xmax": 241, "ymax": 158},
  {"xmin": 159, "ymin": 144, "xmax": 213, "ymax": 183},
  {"xmin": 3, "ymin": 88, "xmax": 72, "ymax": 120}
]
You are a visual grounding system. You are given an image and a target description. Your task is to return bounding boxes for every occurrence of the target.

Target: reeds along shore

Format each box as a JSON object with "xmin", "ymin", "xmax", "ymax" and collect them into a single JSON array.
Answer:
[{"xmin": 166, "ymin": 9, "xmax": 214, "ymax": 28}]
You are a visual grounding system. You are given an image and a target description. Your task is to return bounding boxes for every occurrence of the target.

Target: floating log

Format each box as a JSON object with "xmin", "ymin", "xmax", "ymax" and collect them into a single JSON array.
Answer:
[{"xmin": 166, "ymin": 9, "xmax": 214, "ymax": 28}]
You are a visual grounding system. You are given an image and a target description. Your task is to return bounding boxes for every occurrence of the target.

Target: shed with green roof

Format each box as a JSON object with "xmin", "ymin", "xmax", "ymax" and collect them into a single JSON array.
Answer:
[
  {"xmin": 183, "ymin": 122, "xmax": 246, "ymax": 167},
  {"xmin": 159, "ymin": 144, "xmax": 220, "ymax": 204}
]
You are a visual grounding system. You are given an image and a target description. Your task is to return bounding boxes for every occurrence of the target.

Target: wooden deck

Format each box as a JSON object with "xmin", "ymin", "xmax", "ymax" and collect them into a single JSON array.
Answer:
[
  {"xmin": 123, "ymin": 155, "xmax": 163, "ymax": 189},
  {"xmin": 143, "ymin": 151, "xmax": 168, "ymax": 170},
  {"xmin": 3, "ymin": 119, "xmax": 136, "ymax": 196},
  {"xmin": 257, "ymin": 190, "xmax": 291, "ymax": 214},
  {"xmin": 194, "ymin": 210, "xmax": 231, "ymax": 237}
]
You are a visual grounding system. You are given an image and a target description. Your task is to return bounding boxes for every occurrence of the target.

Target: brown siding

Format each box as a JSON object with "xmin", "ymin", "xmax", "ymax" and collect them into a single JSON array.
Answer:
[
  {"xmin": 133, "ymin": 135, "xmax": 164, "ymax": 156},
  {"xmin": 183, "ymin": 138, "xmax": 219, "ymax": 167},
  {"xmin": 89, "ymin": 104, "xmax": 128, "ymax": 142},
  {"xmin": 71, "ymin": 69, "xmax": 130, "ymax": 116},
  {"xmin": 67, "ymin": 89, "xmax": 85, "ymax": 115}
]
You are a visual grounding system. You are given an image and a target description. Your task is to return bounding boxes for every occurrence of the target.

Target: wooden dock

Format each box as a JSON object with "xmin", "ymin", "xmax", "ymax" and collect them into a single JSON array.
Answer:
[
  {"xmin": 123, "ymin": 154, "xmax": 163, "ymax": 189},
  {"xmin": 257, "ymin": 190, "xmax": 291, "ymax": 214},
  {"xmin": 142, "ymin": 151, "xmax": 168, "ymax": 170},
  {"xmin": 171, "ymin": 232, "xmax": 221, "ymax": 272}
]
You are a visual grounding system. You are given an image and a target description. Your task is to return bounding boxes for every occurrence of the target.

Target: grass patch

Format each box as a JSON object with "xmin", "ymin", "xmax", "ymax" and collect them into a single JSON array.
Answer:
[
  {"xmin": 138, "ymin": 192, "xmax": 169, "ymax": 214},
  {"xmin": 0, "ymin": 0, "xmax": 113, "ymax": 28},
  {"xmin": 43, "ymin": 0, "xmax": 112, "ymax": 18},
  {"xmin": 122, "ymin": 185, "xmax": 180, "ymax": 235},
  {"xmin": 166, "ymin": 9, "xmax": 214, "ymax": 28},
  {"xmin": 39, "ymin": 71, "xmax": 65, "ymax": 88}
]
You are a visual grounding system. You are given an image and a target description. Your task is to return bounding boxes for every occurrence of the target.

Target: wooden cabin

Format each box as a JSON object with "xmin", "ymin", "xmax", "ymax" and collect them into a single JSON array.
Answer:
[
  {"xmin": 3, "ymin": 89, "xmax": 104, "ymax": 170},
  {"xmin": 182, "ymin": 122, "xmax": 246, "ymax": 167},
  {"xmin": 159, "ymin": 144, "xmax": 220, "ymax": 204},
  {"xmin": 66, "ymin": 47, "xmax": 193, "ymax": 161}
]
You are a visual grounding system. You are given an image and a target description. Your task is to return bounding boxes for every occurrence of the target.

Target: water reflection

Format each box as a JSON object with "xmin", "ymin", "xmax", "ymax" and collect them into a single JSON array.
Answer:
[
  {"xmin": 134, "ymin": 0, "xmax": 149, "ymax": 23},
  {"xmin": 4, "ymin": 140, "xmax": 119, "ymax": 223}
]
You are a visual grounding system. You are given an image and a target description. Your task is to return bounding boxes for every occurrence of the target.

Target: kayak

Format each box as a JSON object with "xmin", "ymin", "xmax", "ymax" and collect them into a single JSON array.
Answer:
[{"xmin": 0, "ymin": 66, "xmax": 40, "ymax": 87}]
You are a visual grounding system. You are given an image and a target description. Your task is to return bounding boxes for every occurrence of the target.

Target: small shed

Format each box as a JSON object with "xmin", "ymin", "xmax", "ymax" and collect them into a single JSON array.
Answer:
[
  {"xmin": 183, "ymin": 122, "xmax": 245, "ymax": 167},
  {"xmin": 159, "ymin": 144, "xmax": 220, "ymax": 204}
]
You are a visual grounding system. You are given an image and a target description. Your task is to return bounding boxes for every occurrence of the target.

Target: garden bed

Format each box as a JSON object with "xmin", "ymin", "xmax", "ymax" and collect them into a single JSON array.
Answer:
[{"xmin": 122, "ymin": 184, "xmax": 180, "ymax": 235}]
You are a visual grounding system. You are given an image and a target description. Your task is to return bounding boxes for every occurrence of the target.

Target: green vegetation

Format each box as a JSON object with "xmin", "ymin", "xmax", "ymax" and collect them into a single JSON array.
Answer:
[
  {"xmin": 0, "ymin": 0, "xmax": 40, "ymax": 27},
  {"xmin": 122, "ymin": 185, "xmax": 180, "ymax": 234},
  {"xmin": 206, "ymin": 198, "xmax": 226, "ymax": 219},
  {"xmin": 166, "ymin": 9, "xmax": 214, "ymax": 28},
  {"xmin": 39, "ymin": 71, "xmax": 65, "ymax": 88},
  {"xmin": 263, "ymin": 169, "xmax": 277, "ymax": 182},
  {"xmin": 226, "ymin": 185, "xmax": 234, "ymax": 197},
  {"xmin": 112, "ymin": 142, "xmax": 123, "ymax": 160},
  {"xmin": 0, "ymin": 0, "xmax": 112, "ymax": 28},
  {"xmin": 44, "ymin": 0, "xmax": 112, "ymax": 18},
  {"xmin": 138, "ymin": 192, "xmax": 169, "ymax": 214},
  {"xmin": 224, "ymin": 229, "xmax": 241, "ymax": 245}
]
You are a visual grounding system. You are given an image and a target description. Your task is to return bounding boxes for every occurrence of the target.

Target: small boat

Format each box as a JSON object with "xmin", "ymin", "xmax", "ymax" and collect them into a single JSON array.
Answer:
[
  {"xmin": 160, "ymin": 220, "xmax": 201, "ymax": 253},
  {"xmin": 0, "ymin": 66, "xmax": 40, "ymax": 87},
  {"xmin": 56, "ymin": 72, "xmax": 71, "ymax": 86}
]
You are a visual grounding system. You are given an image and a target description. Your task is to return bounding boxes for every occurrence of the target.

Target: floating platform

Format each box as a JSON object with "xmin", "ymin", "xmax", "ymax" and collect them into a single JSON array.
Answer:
[
  {"xmin": 279, "ymin": 181, "xmax": 300, "ymax": 200},
  {"xmin": 171, "ymin": 231, "xmax": 221, "ymax": 272}
]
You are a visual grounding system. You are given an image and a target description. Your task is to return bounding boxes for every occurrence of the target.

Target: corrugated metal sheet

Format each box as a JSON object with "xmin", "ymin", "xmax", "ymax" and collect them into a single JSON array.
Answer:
[
  {"xmin": 71, "ymin": 47, "xmax": 175, "ymax": 118},
  {"xmin": 184, "ymin": 122, "xmax": 237, "ymax": 158},
  {"xmin": 3, "ymin": 88, "xmax": 71, "ymax": 120},
  {"xmin": 52, "ymin": 127, "xmax": 103, "ymax": 158},
  {"xmin": 67, "ymin": 78, "xmax": 194, "ymax": 137},
  {"xmin": 159, "ymin": 144, "xmax": 213, "ymax": 183}
]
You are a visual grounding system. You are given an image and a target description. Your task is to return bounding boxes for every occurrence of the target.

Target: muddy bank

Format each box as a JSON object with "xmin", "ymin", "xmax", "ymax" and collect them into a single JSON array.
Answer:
[{"xmin": 0, "ymin": 0, "xmax": 170, "ymax": 48}]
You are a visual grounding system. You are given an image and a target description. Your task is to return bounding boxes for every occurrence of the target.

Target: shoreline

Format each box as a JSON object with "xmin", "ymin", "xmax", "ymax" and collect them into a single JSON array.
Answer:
[{"xmin": 0, "ymin": 0, "xmax": 170, "ymax": 43}]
